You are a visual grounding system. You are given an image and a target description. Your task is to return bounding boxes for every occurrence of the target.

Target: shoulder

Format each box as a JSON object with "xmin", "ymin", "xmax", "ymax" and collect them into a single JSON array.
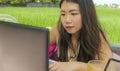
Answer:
[
  {"xmin": 99, "ymin": 30, "xmax": 110, "ymax": 49},
  {"xmin": 99, "ymin": 30, "xmax": 109, "ymax": 44},
  {"xmin": 50, "ymin": 26, "xmax": 59, "ymax": 44}
]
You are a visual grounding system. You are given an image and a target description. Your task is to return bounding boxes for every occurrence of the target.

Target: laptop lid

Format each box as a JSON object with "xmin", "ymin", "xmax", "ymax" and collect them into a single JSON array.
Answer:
[
  {"xmin": 0, "ymin": 21, "xmax": 49, "ymax": 71},
  {"xmin": 104, "ymin": 58, "xmax": 120, "ymax": 71}
]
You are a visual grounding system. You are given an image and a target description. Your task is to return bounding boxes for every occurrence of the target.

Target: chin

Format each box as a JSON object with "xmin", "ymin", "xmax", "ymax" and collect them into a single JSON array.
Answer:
[
  {"xmin": 67, "ymin": 30, "xmax": 80, "ymax": 35},
  {"xmin": 66, "ymin": 31, "xmax": 74, "ymax": 34}
]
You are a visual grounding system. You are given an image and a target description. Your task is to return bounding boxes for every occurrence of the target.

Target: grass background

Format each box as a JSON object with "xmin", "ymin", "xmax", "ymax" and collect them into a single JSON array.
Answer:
[{"xmin": 0, "ymin": 7, "xmax": 120, "ymax": 44}]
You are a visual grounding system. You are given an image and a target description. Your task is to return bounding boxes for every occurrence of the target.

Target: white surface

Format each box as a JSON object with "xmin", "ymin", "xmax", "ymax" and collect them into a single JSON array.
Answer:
[{"xmin": 49, "ymin": 59, "xmax": 56, "ymax": 65}]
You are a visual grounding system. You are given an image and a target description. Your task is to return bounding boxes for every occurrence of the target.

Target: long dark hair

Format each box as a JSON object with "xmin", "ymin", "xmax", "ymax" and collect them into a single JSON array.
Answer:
[{"xmin": 58, "ymin": 0, "xmax": 109, "ymax": 62}]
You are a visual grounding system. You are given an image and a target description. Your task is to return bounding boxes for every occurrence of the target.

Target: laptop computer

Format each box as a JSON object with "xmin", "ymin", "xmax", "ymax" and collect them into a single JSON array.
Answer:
[
  {"xmin": 104, "ymin": 58, "xmax": 120, "ymax": 71},
  {"xmin": 0, "ymin": 21, "xmax": 49, "ymax": 71}
]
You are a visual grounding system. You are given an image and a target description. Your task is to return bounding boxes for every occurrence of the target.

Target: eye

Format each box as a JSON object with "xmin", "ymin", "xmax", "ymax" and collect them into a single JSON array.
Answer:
[
  {"xmin": 71, "ymin": 13, "xmax": 78, "ymax": 16},
  {"xmin": 61, "ymin": 13, "xmax": 65, "ymax": 16}
]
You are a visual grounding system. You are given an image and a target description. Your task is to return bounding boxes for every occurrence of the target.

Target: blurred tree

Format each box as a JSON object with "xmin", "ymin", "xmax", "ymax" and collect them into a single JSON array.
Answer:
[
  {"xmin": 10, "ymin": 0, "xmax": 26, "ymax": 4},
  {"xmin": 0, "ymin": 0, "xmax": 9, "ymax": 4},
  {"xmin": 26, "ymin": 0, "xmax": 33, "ymax": 3},
  {"xmin": 35, "ymin": 0, "xmax": 54, "ymax": 3},
  {"xmin": 31, "ymin": 0, "xmax": 35, "ymax": 2},
  {"xmin": 51, "ymin": 0, "xmax": 59, "ymax": 4},
  {"xmin": 0, "ymin": 0, "xmax": 60, "ymax": 5},
  {"xmin": 35, "ymin": 0, "xmax": 44, "ymax": 2}
]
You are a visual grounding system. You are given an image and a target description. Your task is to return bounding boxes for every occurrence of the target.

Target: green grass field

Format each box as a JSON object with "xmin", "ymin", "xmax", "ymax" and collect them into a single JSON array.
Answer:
[
  {"xmin": 0, "ymin": 7, "xmax": 60, "ymax": 27},
  {"xmin": 0, "ymin": 7, "xmax": 120, "ymax": 44}
]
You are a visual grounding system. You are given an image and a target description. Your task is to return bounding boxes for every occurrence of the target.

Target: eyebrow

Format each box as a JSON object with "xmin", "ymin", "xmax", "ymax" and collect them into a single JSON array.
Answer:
[{"xmin": 61, "ymin": 9, "xmax": 79, "ymax": 12}]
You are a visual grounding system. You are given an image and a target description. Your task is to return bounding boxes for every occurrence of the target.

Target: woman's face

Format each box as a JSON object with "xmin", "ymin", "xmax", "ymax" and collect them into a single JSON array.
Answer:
[{"xmin": 61, "ymin": 1, "xmax": 82, "ymax": 35}]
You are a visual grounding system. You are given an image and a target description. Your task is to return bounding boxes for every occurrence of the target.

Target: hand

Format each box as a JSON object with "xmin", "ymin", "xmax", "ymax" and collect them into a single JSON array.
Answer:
[{"xmin": 49, "ymin": 62, "xmax": 80, "ymax": 71}]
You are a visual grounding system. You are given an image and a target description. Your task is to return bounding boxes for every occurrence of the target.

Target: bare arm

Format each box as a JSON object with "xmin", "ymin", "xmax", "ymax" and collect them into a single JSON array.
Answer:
[{"xmin": 99, "ymin": 33, "xmax": 112, "ymax": 64}]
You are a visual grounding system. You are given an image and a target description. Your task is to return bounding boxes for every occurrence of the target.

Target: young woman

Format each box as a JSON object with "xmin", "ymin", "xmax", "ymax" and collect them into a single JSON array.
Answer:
[{"xmin": 49, "ymin": 0, "xmax": 112, "ymax": 71}]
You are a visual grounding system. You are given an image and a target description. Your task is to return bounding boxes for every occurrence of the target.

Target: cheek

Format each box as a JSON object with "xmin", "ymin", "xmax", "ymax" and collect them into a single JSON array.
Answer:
[
  {"xmin": 61, "ymin": 18, "xmax": 65, "ymax": 27},
  {"xmin": 74, "ymin": 16, "xmax": 82, "ymax": 27},
  {"xmin": 61, "ymin": 18, "xmax": 63, "ymax": 23}
]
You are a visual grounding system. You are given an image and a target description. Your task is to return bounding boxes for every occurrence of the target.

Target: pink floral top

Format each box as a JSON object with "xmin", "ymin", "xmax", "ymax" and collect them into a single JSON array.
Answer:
[{"xmin": 49, "ymin": 43, "xmax": 58, "ymax": 60}]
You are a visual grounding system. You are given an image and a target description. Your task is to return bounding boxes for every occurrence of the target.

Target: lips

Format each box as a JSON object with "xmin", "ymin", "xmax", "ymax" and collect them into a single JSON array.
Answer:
[{"xmin": 65, "ymin": 26, "xmax": 73, "ymax": 30}]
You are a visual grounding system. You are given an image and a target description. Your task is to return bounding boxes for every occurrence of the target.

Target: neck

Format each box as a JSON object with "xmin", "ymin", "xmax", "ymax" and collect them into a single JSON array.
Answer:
[
  {"xmin": 72, "ymin": 32, "xmax": 79, "ymax": 42},
  {"xmin": 71, "ymin": 33, "xmax": 80, "ymax": 49}
]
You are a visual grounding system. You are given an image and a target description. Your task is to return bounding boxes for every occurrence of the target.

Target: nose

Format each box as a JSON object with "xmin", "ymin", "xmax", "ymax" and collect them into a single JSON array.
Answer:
[{"xmin": 65, "ymin": 15, "xmax": 71, "ymax": 24}]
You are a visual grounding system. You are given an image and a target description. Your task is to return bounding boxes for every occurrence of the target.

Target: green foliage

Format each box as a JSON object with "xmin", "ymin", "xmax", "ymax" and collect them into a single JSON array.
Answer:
[
  {"xmin": 0, "ymin": 0, "xmax": 9, "ymax": 4},
  {"xmin": 10, "ymin": 0, "xmax": 26, "ymax": 4},
  {"xmin": 51, "ymin": 0, "xmax": 59, "ymax": 4},
  {"xmin": 34, "ymin": 0, "xmax": 59, "ymax": 3},
  {"xmin": 35, "ymin": 0, "xmax": 47, "ymax": 3},
  {"xmin": 0, "ymin": 0, "xmax": 59, "ymax": 4}
]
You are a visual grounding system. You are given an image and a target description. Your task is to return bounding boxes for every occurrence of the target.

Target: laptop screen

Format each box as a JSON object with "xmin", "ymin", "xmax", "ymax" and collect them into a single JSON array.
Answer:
[{"xmin": 0, "ymin": 21, "xmax": 49, "ymax": 71}]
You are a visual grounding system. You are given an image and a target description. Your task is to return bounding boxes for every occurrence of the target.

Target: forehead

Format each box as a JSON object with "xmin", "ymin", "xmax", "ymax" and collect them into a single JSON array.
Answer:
[{"xmin": 61, "ymin": 1, "xmax": 80, "ymax": 11}]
